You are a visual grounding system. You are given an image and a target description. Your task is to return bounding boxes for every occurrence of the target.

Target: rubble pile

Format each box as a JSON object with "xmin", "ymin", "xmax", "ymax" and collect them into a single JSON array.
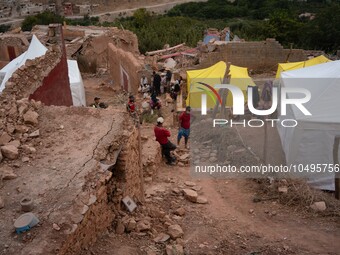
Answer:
[{"xmin": 110, "ymin": 178, "xmax": 209, "ymax": 255}]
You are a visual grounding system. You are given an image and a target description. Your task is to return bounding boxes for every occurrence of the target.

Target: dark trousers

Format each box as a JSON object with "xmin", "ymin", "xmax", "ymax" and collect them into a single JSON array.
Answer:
[{"xmin": 161, "ymin": 141, "xmax": 176, "ymax": 163}]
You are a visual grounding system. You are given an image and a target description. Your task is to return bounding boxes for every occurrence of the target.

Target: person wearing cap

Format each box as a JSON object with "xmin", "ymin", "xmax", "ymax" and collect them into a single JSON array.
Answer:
[
  {"xmin": 154, "ymin": 117, "xmax": 176, "ymax": 165},
  {"xmin": 178, "ymin": 106, "xmax": 192, "ymax": 149},
  {"xmin": 91, "ymin": 97, "xmax": 107, "ymax": 108}
]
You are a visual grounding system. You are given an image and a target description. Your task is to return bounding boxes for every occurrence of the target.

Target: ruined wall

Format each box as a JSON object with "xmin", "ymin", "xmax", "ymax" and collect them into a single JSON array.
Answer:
[
  {"xmin": 0, "ymin": 35, "xmax": 29, "ymax": 68},
  {"xmin": 76, "ymin": 27, "xmax": 139, "ymax": 73},
  {"xmin": 59, "ymin": 126, "xmax": 144, "ymax": 255},
  {"xmin": 107, "ymin": 42, "xmax": 143, "ymax": 93},
  {"xmin": 199, "ymin": 39, "xmax": 307, "ymax": 71}
]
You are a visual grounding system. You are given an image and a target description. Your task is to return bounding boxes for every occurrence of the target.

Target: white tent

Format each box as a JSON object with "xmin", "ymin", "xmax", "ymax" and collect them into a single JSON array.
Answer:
[
  {"xmin": 0, "ymin": 35, "xmax": 47, "ymax": 92},
  {"xmin": 0, "ymin": 35, "xmax": 86, "ymax": 107},
  {"xmin": 67, "ymin": 60, "xmax": 86, "ymax": 106},
  {"xmin": 277, "ymin": 60, "xmax": 340, "ymax": 190}
]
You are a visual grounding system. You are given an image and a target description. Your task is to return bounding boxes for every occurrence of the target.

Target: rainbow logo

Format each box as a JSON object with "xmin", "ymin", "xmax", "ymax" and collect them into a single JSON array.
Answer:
[{"xmin": 196, "ymin": 82, "xmax": 222, "ymax": 105}]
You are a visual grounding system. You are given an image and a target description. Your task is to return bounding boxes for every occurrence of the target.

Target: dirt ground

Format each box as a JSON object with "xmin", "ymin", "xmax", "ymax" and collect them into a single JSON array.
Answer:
[{"xmin": 79, "ymin": 77, "xmax": 340, "ymax": 255}]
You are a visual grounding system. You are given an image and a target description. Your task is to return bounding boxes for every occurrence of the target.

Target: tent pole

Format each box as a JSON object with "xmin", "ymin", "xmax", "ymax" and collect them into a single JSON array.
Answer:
[{"xmin": 333, "ymin": 136, "xmax": 340, "ymax": 200}]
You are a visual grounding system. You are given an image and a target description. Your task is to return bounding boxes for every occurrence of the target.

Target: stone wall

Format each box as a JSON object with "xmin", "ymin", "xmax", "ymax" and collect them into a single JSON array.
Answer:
[
  {"xmin": 107, "ymin": 42, "xmax": 143, "ymax": 94},
  {"xmin": 199, "ymin": 39, "xmax": 307, "ymax": 71}
]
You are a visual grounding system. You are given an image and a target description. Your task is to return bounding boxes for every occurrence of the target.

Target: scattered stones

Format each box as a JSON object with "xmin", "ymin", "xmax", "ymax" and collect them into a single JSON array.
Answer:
[
  {"xmin": 310, "ymin": 201, "xmax": 326, "ymax": 212},
  {"xmin": 28, "ymin": 130, "xmax": 40, "ymax": 138},
  {"xmin": 0, "ymin": 132, "xmax": 12, "ymax": 145},
  {"xmin": 53, "ymin": 223, "xmax": 61, "ymax": 231},
  {"xmin": 126, "ymin": 218, "xmax": 137, "ymax": 232},
  {"xmin": 174, "ymin": 207, "xmax": 186, "ymax": 216},
  {"xmin": 154, "ymin": 233, "xmax": 170, "ymax": 243},
  {"xmin": 196, "ymin": 196, "xmax": 208, "ymax": 204},
  {"xmin": 166, "ymin": 244, "xmax": 184, "ymax": 255},
  {"xmin": 1, "ymin": 166, "xmax": 17, "ymax": 180},
  {"xmin": 184, "ymin": 181, "xmax": 196, "ymax": 187},
  {"xmin": 23, "ymin": 110, "xmax": 39, "ymax": 126},
  {"xmin": 22, "ymin": 157, "xmax": 30, "ymax": 163},
  {"xmin": 167, "ymin": 224, "xmax": 184, "ymax": 239},
  {"xmin": 182, "ymin": 189, "xmax": 198, "ymax": 203},
  {"xmin": 136, "ymin": 220, "xmax": 151, "ymax": 232},
  {"xmin": 116, "ymin": 220, "xmax": 125, "ymax": 234},
  {"xmin": 1, "ymin": 145, "xmax": 19, "ymax": 159}
]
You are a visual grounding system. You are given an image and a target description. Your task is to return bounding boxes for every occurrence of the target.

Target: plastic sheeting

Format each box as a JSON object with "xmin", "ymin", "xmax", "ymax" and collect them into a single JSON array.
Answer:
[
  {"xmin": 186, "ymin": 61, "xmax": 256, "ymax": 108},
  {"xmin": 0, "ymin": 35, "xmax": 47, "ymax": 92},
  {"xmin": 67, "ymin": 60, "xmax": 86, "ymax": 106},
  {"xmin": 275, "ymin": 55, "xmax": 331, "ymax": 78},
  {"xmin": 277, "ymin": 61, "xmax": 340, "ymax": 190}
]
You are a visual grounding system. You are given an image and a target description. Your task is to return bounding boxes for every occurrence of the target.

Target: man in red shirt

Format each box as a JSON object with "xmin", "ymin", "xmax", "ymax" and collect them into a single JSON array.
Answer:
[
  {"xmin": 154, "ymin": 117, "xmax": 176, "ymax": 165},
  {"xmin": 178, "ymin": 106, "xmax": 191, "ymax": 149}
]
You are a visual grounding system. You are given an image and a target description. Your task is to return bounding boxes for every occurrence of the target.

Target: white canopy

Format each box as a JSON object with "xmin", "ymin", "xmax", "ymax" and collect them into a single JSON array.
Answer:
[
  {"xmin": 67, "ymin": 60, "xmax": 86, "ymax": 106},
  {"xmin": 0, "ymin": 35, "xmax": 86, "ymax": 107},
  {"xmin": 277, "ymin": 61, "xmax": 340, "ymax": 190},
  {"xmin": 0, "ymin": 34, "xmax": 47, "ymax": 92}
]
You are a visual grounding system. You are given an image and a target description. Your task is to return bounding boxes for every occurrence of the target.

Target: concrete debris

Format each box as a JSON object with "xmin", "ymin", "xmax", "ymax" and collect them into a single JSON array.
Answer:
[
  {"xmin": 182, "ymin": 189, "xmax": 198, "ymax": 203},
  {"xmin": 1, "ymin": 145, "xmax": 19, "ymax": 159},
  {"xmin": 166, "ymin": 244, "xmax": 184, "ymax": 255},
  {"xmin": 23, "ymin": 110, "xmax": 39, "ymax": 126},
  {"xmin": 167, "ymin": 224, "xmax": 184, "ymax": 239},
  {"xmin": 154, "ymin": 233, "xmax": 170, "ymax": 243},
  {"xmin": 310, "ymin": 201, "xmax": 327, "ymax": 212}
]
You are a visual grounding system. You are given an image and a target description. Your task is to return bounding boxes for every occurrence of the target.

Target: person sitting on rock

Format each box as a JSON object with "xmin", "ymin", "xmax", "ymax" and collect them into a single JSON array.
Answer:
[{"xmin": 154, "ymin": 117, "xmax": 176, "ymax": 165}]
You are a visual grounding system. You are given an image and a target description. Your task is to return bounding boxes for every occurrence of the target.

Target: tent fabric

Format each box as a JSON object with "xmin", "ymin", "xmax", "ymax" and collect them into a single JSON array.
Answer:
[
  {"xmin": 277, "ymin": 60, "xmax": 340, "ymax": 191},
  {"xmin": 0, "ymin": 34, "xmax": 47, "ymax": 92},
  {"xmin": 275, "ymin": 55, "xmax": 331, "ymax": 78},
  {"xmin": 67, "ymin": 60, "xmax": 86, "ymax": 106},
  {"xmin": 186, "ymin": 62, "xmax": 256, "ymax": 108},
  {"xmin": 203, "ymin": 34, "xmax": 220, "ymax": 45}
]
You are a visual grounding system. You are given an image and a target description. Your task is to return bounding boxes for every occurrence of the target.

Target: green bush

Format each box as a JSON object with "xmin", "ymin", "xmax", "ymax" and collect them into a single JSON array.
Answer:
[{"xmin": 22, "ymin": 11, "xmax": 64, "ymax": 31}]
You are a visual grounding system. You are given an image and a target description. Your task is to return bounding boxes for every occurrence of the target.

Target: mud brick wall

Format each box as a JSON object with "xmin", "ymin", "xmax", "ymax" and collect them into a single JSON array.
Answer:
[
  {"xmin": 199, "ymin": 39, "xmax": 307, "ymax": 71},
  {"xmin": 107, "ymin": 42, "xmax": 143, "ymax": 94},
  {"xmin": 0, "ymin": 35, "xmax": 29, "ymax": 68}
]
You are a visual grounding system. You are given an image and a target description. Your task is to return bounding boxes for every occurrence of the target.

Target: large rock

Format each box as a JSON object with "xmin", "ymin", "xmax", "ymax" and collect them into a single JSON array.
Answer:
[
  {"xmin": 167, "ymin": 224, "xmax": 184, "ymax": 239},
  {"xmin": 0, "ymin": 132, "xmax": 12, "ymax": 146},
  {"xmin": 182, "ymin": 189, "xmax": 198, "ymax": 203},
  {"xmin": 166, "ymin": 244, "xmax": 184, "ymax": 255},
  {"xmin": 310, "ymin": 201, "xmax": 327, "ymax": 212},
  {"xmin": 1, "ymin": 145, "xmax": 19, "ymax": 159},
  {"xmin": 23, "ymin": 110, "xmax": 39, "ymax": 126}
]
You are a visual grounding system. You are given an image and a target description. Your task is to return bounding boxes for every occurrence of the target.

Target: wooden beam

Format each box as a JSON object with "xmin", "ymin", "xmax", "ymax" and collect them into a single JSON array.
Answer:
[{"xmin": 146, "ymin": 43, "xmax": 186, "ymax": 56}]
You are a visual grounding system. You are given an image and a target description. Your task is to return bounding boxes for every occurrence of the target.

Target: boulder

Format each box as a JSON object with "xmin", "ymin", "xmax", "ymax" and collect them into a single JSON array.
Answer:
[
  {"xmin": 1, "ymin": 145, "xmax": 19, "ymax": 159},
  {"xmin": 167, "ymin": 224, "xmax": 184, "ymax": 239},
  {"xmin": 182, "ymin": 189, "xmax": 198, "ymax": 203},
  {"xmin": 23, "ymin": 110, "xmax": 39, "ymax": 126}
]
